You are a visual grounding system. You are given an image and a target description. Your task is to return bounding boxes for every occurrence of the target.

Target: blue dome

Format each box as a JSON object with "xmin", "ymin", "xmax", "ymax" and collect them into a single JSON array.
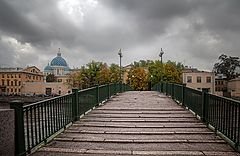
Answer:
[
  {"xmin": 44, "ymin": 65, "xmax": 52, "ymax": 71},
  {"xmin": 50, "ymin": 52, "xmax": 68, "ymax": 66}
]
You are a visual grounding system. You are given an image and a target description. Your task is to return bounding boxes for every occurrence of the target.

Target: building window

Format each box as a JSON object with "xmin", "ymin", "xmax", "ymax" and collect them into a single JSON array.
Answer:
[
  {"xmin": 11, "ymin": 81, "xmax": 13, "ymax": 86},
  {"xmin": 19, "ymin": 89, "xmax": 21, "ymax": 92},
  {"xmin": 19, "ymin": 74, "xmax": 21, "ymax": 78},
  {"xmin": 7, "ymin": 88, "xmax": 9, "ymax": 92},
  {"xmin": 19, "ymin": 81, "xmax": 21, "ymax": 86},
  {"xmin": 11, "ymin": 88, "xmax": 13, "ymax": 92},
  {"xmin": 7, "ymin": 74, "xmax": 9, "ymax": 78},
  {"xmin": 7, "ymin": 80, "xmax": 9, "ymax": 86},
  {"xmin": 15, "ymin": 88, "xmax": 17, "ymax": 92},
  {"xmin": 187, "ymin": 76, "xmax": 192, "ymax": 83},
  {"xmin": 197, "ymin": 76, "xmax": 201, "ymax": 83},
  {"xmin": 206, "ymin": 77, "xmax": 211, "ymax": 83},
  {"xmin": 15, "ymin": 80, "xmax": 17, "ymax": 86},
  {"xmin": 2, "ymin": 80, "xmax": 5, "ymax": 85},
  {"xmin": 2, "ymin": 74, "xmax": 4, "ymax": 78}
]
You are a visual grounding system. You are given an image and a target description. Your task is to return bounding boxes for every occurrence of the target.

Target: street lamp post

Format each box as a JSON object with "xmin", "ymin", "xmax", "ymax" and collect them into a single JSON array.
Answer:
[
  {"xmin": 159, "ymin": 48, "xmax": 164, "ymax": 82},
  {"xmin": 118, "ymin": 49, "xmax": 123, "ymax": 92},
  {"xmin": 118, "ymin": 49, "xmax": 123, "ymax": 82}
]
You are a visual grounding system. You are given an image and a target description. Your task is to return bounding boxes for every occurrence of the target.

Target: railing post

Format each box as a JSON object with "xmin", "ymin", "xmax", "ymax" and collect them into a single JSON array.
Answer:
[
  {"xmin": 171, "ymin": 83, "xmax": 174, "ymax": 98},
  {"xmin": 72, "ymin": 88, "xmax": 79, "ymax": 122},
  {"xmin": 96, "ymin": 85, "xmax": 99, "ymax": 104},
  {"xmin": 182, "ymin": 84, "xmax": 186, "ymax": 106},
  {"xmin": 166, "ymin": 82, "xmax": 168, "ymax": 96},
  {"xmin": 10, "ymin": 100, "xmax": 26, "ymax": 156},
  {"xmin": 160, "ymin": 81, "xmax": 163, "ymax": 93},
  {"xmin": 202, "ymin": 88, "xmax": 209, "ymax": 123},
  {"xmin": 107, "ymin": 83, "xmax": 110, "ymax": 99}
]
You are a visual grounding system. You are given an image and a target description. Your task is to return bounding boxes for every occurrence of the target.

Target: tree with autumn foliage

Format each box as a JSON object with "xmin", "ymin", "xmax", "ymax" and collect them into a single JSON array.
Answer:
[{"xmin": 127, "ymin": 67, "xmax": 148, "ymax": 91}]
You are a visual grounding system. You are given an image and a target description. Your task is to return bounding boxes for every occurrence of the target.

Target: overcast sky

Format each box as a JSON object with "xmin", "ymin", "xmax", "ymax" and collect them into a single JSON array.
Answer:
[{"xmin": 0, "ymin": 0, "xmax": 239, "ymax": 71}]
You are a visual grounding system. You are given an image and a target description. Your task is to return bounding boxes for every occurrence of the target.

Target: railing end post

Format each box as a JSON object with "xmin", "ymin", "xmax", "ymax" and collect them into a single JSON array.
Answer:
[
  {"xmin": 72, "ymin": 88, "xmax": 79, "ymax": 122},
  {"xmin": 201, "ymin": 88, "xmax": 209, "ymax": 123},
  {"xmin": 10, "ymin": 100, "xmax": 26, "ymax": 156}
]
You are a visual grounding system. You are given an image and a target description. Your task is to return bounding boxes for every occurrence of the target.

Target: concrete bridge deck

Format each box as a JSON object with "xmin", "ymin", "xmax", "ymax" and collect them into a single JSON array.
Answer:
[{"xmin": 32, "ymin": 91, "xmax": 240, "ymax": 156}]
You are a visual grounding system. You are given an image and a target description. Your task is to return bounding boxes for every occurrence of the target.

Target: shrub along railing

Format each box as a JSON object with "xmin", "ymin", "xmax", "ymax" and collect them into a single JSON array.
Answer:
[
  {"xmin": 153, "ymin": 82, "xmax": 240, "ymax": 150},
  {"xmin": 10, "ymin": 83, "xmax": 131, "ymax": 156}
]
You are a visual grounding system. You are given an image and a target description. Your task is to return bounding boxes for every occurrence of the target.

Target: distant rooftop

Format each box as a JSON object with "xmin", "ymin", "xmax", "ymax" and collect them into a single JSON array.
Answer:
[
  {"xmin": 183, "ymin": 66, "xmax": 213, "ymax": 73},
  {"xmin": 0, "ymin": 67, "xmax": 23, "ymax": 71}
]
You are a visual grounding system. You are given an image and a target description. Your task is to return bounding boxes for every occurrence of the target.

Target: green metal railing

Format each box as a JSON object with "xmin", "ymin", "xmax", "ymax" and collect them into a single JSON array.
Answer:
[
  {"xmin": 10, "ymin": 83, "xmax": 131, "ymax": 156},
  {"xmin": 153, "ymin": 82, "xmax": 240, "ymax": 149}
]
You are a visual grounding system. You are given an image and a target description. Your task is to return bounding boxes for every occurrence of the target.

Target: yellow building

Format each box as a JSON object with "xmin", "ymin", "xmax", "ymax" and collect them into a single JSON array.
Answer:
[
  {"xmin": 227, "ymin": 77, "xmax": 240, "ymax": 97},
  {"xmin": 0, "ymin": 66, "xmax": 44, "ymax": 95},
  {"xmin": 22, "ymin": 82, "xmax": 71, "ymax": 95},
  {"xmin": 182, "ymin": 67, "xmax": 215, "ymax": 93}
]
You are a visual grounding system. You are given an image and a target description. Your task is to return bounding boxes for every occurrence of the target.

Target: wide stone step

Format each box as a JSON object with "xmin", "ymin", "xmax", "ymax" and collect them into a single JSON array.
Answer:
[
  {"xmin": 67, "ymin": 127, "xmax": 212, "ymax": 132},
  {"xmin": 86, "ymin": 114, "xmax": 196, "ymax": 118},
  {"xmin": 72, "ymin": 122, "xmax": 206, "ymax": 128},
  {"xmin": 34, "ymin": 147, "xmax": 240, "ymax": 156},
  {"xmin": 46, "ymin": 141, "xmax": 234, "ymax": 152},
  {"xmin": 54, "ymin": 137, "xmax": 225, "ymax": 143},
  {"xmin": 58, "ymin": 132, "xmax": 219, "ymax": 140},
  {"xmin": 79, "ymin": 118, "xmax": 200, "ymax": 123},
  {"xmin": 89, "ymin": 110, "xmax": 190, "ymax": 114}
]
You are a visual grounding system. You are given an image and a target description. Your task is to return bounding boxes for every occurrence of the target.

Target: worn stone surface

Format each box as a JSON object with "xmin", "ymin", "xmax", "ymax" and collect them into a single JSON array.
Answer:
[
  {"xmin": 31, "ymin": 91, "xmax": 240, "ymax": 156},
  {"xmin": 0, "ymin": 109, "xmax": 15, "ymax": 156}
]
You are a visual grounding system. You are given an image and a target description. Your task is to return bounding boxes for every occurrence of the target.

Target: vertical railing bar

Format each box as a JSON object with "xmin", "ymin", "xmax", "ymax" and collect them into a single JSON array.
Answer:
[
  {"xmin": 227, "ymin": 100, "xmax": 231, "ymax": 137},
  {"xmin": 37, "ymin": 105, "xmax": 41, "ymax": 144},
  {"xmin": 44, "ymin": 102, "xmax": 47, "ymax": 141},
  {"xmin": 223, "ymin": 98, "xmax": 227, "ymax": 135},
  {"xmin": 26, "ymin": 108, "xmax": 30, "ymax": 152},
  {"xmin": 57, "ymin": 97, "xmax": 61, "ymax": 130},
  {"xmin": 231, "ymin": 101, "xmax": 234, "ymax": 140},
  {"xmin": 234, "ymin": 102, "xmax": 237, "ymax": 143},
  {"xmin": 220, "ymin": 98, "xmax": 223, "ymax": 134},
  {"xmin": 216, "ymin": 97, "xmax": 219, "ymax": 131},
  {"xmin": 34, "ymin": 105, "xmax": 38, "ymax": 146},
  {"xmin": 41, "ymin": 103, "xmax": 44, "ymax": 143},
  {"xmin": 51, "ymin": 99, "xmax": 55, "ymax": 133},
  {"xmin": 63, "ymin": 97, "xmax": 67, "ymax": 127},
  {"xmin": 237, "ymin": 103, "xmax": 240, "ymax": 147},
  {"xmin": 47, "ymin": 101, "xmax": 50, "ymax": 138},
  {"xmin": 30, "ymin": 106, "xmax": 34, "ymax": 148},
  {"xmin": 50, "ymin": 100, "xmax": 53, "ymax": 135}
]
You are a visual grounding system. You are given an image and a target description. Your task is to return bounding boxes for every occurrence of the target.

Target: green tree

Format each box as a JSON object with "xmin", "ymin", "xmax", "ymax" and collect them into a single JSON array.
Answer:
[
  {"xmin": 213, "ymin": 54, "xmax": 240, "ymax": 80},
  {"xmin": 99, "ymin": 63, "xmax": 110, "ymax": 84},
  {"xmin": 109, "ymin": 63, "xmax": 120, "ymax": 83}
]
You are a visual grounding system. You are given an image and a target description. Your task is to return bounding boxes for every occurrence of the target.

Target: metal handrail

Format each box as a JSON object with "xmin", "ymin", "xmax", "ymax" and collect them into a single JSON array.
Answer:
[
  {"xmin": 153, "ymin": 82, "xmax": 240, "ymax": 150},
  {"xmin": 10, "ymin": 83, "xmax": 132, "ymax": 156}
]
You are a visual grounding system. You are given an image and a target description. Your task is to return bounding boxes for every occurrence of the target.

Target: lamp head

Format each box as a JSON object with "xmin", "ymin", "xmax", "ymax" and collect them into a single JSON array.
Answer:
[
  {"xmin": 118, "ymin": 49, "xmax": 122, "ymax": 57},
  {"xmin": 159, "ymin": 48, "xmax": 164, "ymax": 57}
]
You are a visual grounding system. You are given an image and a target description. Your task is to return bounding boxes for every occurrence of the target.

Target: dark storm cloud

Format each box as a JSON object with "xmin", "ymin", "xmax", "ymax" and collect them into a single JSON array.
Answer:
[{"xmin": 0, "ymin": 0, "xmax": 239, "ymax": 70}]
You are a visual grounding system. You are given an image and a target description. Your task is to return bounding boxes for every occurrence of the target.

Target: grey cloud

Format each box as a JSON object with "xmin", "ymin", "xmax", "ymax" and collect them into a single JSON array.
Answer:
[{"xmin": 0, "ymin": 0, "xmax": 239, "ymax": 70}]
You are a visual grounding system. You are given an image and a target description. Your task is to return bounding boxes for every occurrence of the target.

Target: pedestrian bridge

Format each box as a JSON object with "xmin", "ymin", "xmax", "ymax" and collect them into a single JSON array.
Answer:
[{"xmin": 10, "ymin": 83, "xmax": 240, "ymax": 156}]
